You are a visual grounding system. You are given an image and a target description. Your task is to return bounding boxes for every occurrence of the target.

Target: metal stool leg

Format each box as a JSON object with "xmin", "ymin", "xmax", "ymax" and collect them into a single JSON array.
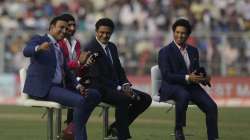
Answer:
[
  {"xmin": 55, "ymin": 108, "xmax": 62, "ymax": 140},
  {"xmin": 47, "ymin": 108, "xmax": 54, "ymax": 140},
  {"xmin": 102, "ymin": 105, "xmax": 109, "ymax": 140},
  {"xmin": 102, "ymin": 105, "xmax": 117, "ymax": 140}
]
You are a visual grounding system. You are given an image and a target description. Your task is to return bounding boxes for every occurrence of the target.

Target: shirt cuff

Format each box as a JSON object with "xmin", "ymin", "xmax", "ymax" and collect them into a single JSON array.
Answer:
[
  {"xmin": 76, "ymin": 84, "xmax": 82, "ymax": 90},
  {"xmin": 122, "ymin": 83, "xmax": 130, "ymax": 86},
  {"xmin": 35, "ymin": 45, "xmax": 39, "ymax": 52},
  {"xmin": 117, "ymin": 85, "xmax": 122, "ymax": 91},
  {"xmin": 185, "ymin": 75, "xmax": 190, "ymax": 83}
]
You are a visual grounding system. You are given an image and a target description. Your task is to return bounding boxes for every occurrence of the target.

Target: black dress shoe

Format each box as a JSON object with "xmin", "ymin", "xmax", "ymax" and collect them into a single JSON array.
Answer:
[
  {"xmin": 175, "ymin": 129, "xmax": 185, "ymax": 140},
  {"xmin": 107, "ymin": 126, "xmax": 118, "ymax": 137}
]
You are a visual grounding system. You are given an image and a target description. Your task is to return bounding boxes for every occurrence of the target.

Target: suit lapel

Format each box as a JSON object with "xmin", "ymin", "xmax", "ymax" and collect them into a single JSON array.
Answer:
[
  {"xmin": 93, "ymin": 39, "xmax": 113, "ymax": 67},
  {"xmin": 187, "ymin": 46, "xmax": 197, "ymax": 72},
  {"xmin": 170, "ymin": 42, "xmax": 188, "ymax": 72}
]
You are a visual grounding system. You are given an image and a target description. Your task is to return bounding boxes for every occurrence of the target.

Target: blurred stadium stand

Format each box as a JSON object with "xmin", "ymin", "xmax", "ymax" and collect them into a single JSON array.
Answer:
[
  {"xmin": 0, "ymin": 0, "xmax": 250, "ymax": 76},
  {"xmin": 1, "ymin": 0, "xmax": 250, "ymax": 107}
]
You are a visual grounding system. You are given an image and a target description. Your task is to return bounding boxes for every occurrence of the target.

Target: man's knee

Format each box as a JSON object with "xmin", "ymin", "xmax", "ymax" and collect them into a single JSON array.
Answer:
[
  {"xmin": 176, "ymin": 92, "xmax": 190, "ymax": 104},
  {"xmin": 206, "ymin": 101, "xmax": 218, "ymax": 115},
  {"xmin": 116, "ymin": 95, "xmax": 131, "ymax": 107},
  {"xmin": 86, "ymin": 89, "xmax": 101, "ymax": 104},
  {"xmin": 139, "ymin": 93, "xmax": 152, "ymax": 107}
]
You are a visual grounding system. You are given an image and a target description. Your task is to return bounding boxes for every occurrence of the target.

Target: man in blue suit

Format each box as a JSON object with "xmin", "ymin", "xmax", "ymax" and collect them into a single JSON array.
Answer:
[
  {"xmin": 158, "ymin": 18, "xmax": 218, "ymax": 140},
  {"xmin": 23, "ymin": 15, "xmax": 101, "ymax": 140}
]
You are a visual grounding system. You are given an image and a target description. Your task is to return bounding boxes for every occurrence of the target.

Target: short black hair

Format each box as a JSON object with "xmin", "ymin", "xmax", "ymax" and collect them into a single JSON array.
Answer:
[
  {"xmin": 49, "ymin": 15, "xmax": 68, "ymax": 29},
  {"xmin": 172, "ymin": 18, "xmax": 192, "ymax": 35},
  {"xmin": 60, "ymin": 13, "xmax": 75, "ymax": 22},
  {"xmin": 95, "ymin": 18, "xmax": 115, "ymax": 32}
]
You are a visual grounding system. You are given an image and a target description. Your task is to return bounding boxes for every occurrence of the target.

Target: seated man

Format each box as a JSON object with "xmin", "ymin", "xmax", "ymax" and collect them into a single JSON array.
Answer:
[
  {"xmin": 84, "ymin": 18, "xmax": 152, "ymax": 140},
  {"xmin": 158, "ymin": 18, "xmax": 219, "ymax": 140},
  {"xmin": 57, "ymin": 14, "xmax": 97, "ymax": 140},
  {"xmin": 23, "ymin": 15, "xmax": 101, "ymax": 140}
]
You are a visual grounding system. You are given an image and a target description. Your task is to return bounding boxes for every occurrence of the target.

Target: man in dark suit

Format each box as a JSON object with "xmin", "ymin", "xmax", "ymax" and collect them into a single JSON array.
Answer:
[
  {"xmin": 84, "ymin": 18, "xmax": 152, "ymax": 140},
  {"xmin": 158, "ymin": 18, "xmax": 218, "ymax": 140},
  {"xmin": 23, "ymin": 15, "xmax": 101, "ymax": 140}
]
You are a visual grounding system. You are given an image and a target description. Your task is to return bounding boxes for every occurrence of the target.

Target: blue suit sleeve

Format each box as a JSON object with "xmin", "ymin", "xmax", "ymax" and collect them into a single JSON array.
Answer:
[{"xmin": 23, "ymin": 35, "xmax": 42, "ymax": 57}]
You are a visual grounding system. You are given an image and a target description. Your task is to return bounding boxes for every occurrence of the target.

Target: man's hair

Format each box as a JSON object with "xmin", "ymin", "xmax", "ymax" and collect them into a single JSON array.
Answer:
[
  {"xmin": 172, "ymin": 18, "xmax": 192, "ymax": 35},
  {"xmin": 49, "ymin": 15, "xmax": 68, "ymax": 29},
  {"xmin": 95, "ymin": 18, "xmax": 115, "ymax": 32},
  {"xmin": 60, "ymin": 13, "xmax": 75, "ymax": 22}
]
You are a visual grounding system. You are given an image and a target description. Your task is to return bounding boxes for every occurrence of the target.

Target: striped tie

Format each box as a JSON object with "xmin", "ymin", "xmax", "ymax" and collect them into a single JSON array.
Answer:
[{"xmin": 105, "ymin": 46, "xmax": 113, "ymax": 64}]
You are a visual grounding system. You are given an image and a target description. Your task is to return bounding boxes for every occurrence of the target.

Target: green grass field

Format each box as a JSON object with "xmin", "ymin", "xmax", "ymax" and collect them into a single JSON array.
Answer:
[{"xmin": 0, "ymin": 105, "xmax": 249, "ymax": 140}]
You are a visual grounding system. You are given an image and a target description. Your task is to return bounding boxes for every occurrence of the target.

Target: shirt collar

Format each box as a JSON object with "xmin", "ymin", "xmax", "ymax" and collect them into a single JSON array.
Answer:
[
  {"xmin": 65, "ymin": 36, "xmax": 76, "ymax": 42},
  {"xmin": 47, "ymin": 34, "xmax": 57, "ymax": 44},
  {"xmin": 64, "ymin": 37, "xmax": 76, "ymax": 45},
  {"xmin": 174, "ymin": 40, "xmax": 186, "ymax": 50},
  {"xmin": 96, "ymin": 37, "xmax": 107, "ymax": 49}
]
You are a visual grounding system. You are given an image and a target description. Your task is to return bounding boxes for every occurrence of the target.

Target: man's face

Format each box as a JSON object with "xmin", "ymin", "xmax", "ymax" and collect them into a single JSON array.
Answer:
[
  {"xmin": 173, "ymin": 26, "xmax": 189, "ymax": 45},
  {"xmin": 96, "ymin": 26, "xmax": 112, "ymax": 44},
  {"xmin": 50, "ymin": 20, "xmax": 67, "ymax": 40},
  {"xmin": 66, "ymin": 20, "xmax": 76, "ymax": 37}
]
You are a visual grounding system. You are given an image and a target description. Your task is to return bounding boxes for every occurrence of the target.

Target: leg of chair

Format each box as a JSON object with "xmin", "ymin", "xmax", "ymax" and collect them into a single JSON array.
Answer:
[
  {"xmin": 102, "ymin": 105, "xmax": 109, "ymax": 140},
  {"xmin": 102, "ymin": 105, "xmax": 117, "ymax": 140},
  {"xmin": 47, "ymin": 108, "xmax": 54, "ymax": 140},
  {"xmin": 55, "ymin": 108, "xmax": 62, "ymax": 140}
]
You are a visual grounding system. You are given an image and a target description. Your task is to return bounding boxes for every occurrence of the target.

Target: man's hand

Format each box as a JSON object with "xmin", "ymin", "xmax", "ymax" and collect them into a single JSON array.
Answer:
[
  {"xmin": 121, "ymin": 83, "xmax": 132, "ymax": 93},
  {"xmin": 189, "ymin": 70, "xmax": 212, "ymax": 87},
  {"xmin": 121, "ymin": 83, "xmax": 133, "ymax": 98},
  {"xmin": 201, "ymin": 75, "xmax": 211, "ymax": 87},
  {"xmin": 123, "ymin": 91, "xmax": 133, "ymax": 98},
  {"xmin": 37, "ymin": 42, "xmax": 51, "ymax": 52},
  {"xmin": 79, "ymin": 51, "xmax": 90, "ymax": 64},
  {"xmin": 188, "ymin": 71, "xmax": 207, "ymax": 84},
  {"xmin": 76, "ymin": 84, "xmax": 87, "ymax": 96},
  {"xmin": 85, "ymin": 54, "xmax": 96, "ymax": 66}
]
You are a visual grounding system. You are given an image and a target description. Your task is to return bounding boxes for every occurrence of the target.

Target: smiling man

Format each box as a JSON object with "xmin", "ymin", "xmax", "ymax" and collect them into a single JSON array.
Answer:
[
  {"xmin": 23, "ymin": 15, "xmax": 101, "ymax": 140},
  {"xmin": 158, "ymin": 18, "xmax": 219, "ymax": 140},
  {"xmin": 84, "ymin": 18, "xmax": 152, "ymax": 140}
]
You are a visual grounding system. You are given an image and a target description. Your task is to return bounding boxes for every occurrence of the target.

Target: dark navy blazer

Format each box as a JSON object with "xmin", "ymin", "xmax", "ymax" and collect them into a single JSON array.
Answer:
[
  {"xmin": 23, "ymin": 34, "xmax": 76, "ymax": 98},
  {"xmin": 83, "ymin": 38, "xmax": 129, "ymax": 91},
  {"xmin": 158, "ymin": 41, "xmax": 200, "ymax": 101}
]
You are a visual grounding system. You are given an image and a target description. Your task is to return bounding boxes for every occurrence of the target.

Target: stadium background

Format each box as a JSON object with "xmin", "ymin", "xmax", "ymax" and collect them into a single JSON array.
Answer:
[
  {"xmin": 0, "ymin": 0, "xmax": 250, "ymax": 106},
  {"xmin": 0, "ymin": 0, "xmax": 250, "ymax": 140}
]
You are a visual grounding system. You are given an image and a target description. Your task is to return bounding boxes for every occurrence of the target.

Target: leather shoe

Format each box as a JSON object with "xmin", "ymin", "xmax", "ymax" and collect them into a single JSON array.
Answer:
[
  {"xmin": 175, "ymin": 128, "xmax": 185, "ymax": 140},
  {"xmin": 107, "ymin": 126, "xmax": 118, "ymax": 137},
  {"xmin": 62, "ymin": 122, "xmax": 74, "ymax": 140},
  {"xmin": 107, "ymin": 126, "xmax": 131, "ymax": 139}
]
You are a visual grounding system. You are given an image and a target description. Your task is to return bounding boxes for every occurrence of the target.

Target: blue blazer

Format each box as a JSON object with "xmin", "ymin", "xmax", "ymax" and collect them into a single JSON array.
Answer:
[
  {"xmin": 23, "ymin": 34, "xmax": 77, "ymax": 98},
  {"xmin": 158, "ymin": 41, "xmax": 200, "ymax": 101}
]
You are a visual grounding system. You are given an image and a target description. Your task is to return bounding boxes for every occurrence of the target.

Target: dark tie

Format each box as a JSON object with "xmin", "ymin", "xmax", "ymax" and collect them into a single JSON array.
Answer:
[{"xmin": 105, "ymin": 46, "xmax": 113, "ymax": 64}]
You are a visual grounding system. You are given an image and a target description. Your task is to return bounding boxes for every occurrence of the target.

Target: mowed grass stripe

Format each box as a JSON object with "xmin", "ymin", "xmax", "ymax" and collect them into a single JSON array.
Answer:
[{"xmin": 0, "ymin": 106, "xmax": 250, "ymax": 140}]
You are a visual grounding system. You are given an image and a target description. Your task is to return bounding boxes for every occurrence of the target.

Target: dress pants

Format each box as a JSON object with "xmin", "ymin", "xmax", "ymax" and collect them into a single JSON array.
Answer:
[
  {"xmin": 102, "ymin": 88, "xmax": 152, "ymax": 140},
  {"xmin": 168, "ymin": 84, "xmax": 218, "ymax": 140},
  {"xmin": 44, "ymin": 86, "xmax": 101, "ymax": 140}
]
